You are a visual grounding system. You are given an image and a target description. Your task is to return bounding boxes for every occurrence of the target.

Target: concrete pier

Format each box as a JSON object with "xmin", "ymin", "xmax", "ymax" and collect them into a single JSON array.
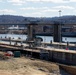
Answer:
[{"xmin": 53, "ymin": 22, "xmax": 62, "ymax": 42}]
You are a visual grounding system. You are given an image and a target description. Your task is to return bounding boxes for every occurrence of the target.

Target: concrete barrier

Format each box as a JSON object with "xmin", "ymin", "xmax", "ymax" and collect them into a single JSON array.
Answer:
[{"xmin": 59, "ymin": 64, "xmax": 76, "ymax": 75}]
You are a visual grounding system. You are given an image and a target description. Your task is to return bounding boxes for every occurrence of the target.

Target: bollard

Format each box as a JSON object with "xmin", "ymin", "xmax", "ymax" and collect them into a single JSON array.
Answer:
[
  {"xmin": 5, "ymin": 36, "xmax": 7, "ymax": 38},
  {"xmin": 50, "ymin": 40, "xmax": 52, "ymax": 44},
  {"xmin": 66, "ymin": 42, "xmax": 69, "ymax": 50},
  {"xmin": 9, "ymin": 37, "xmax": 11, "ymax": 45},
  {"xmin": 1, "ymin": 36, "xmax": 2, "ymax": 39}
]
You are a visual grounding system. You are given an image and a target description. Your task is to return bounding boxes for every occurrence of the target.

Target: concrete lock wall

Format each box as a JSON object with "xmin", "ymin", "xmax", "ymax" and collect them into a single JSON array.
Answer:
[
  {"xmin": 40, "ymin": 49, "xmax": 49, "ymax": 60},
  {"xmin": 48, "ymin": 51, "xmax": 76, "ymax": 65}
]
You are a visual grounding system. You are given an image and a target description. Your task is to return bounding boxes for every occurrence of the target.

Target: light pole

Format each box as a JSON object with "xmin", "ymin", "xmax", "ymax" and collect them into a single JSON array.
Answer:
[
  {"xmin": 59, "ymin": 10, "xmax": 61, "ymax": 17},
  {"xmin": 59, "ymin": 10, "xmax": 62, "ymax": 43},
  {"xmin": 44, "ymin": 36, "xmax": 46, "ymax": 47}
]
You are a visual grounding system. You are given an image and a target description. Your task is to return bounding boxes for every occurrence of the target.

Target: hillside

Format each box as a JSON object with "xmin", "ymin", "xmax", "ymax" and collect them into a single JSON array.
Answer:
[
  {"xmin": 0, "ymin": 15, "xmax": 25, "ymax": 23},
  {"xmin": 0, "ymin": 15, "xmax": 40, "ymax": 23},
  {"xmin": 0, "ymin": 15, "xmax": 76, "ymax": 25}
]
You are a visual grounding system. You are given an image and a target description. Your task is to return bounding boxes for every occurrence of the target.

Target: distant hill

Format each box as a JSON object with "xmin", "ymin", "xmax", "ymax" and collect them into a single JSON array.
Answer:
[
  {"xmin": 0, "ymin": 15, "xmax": 25, "ymax": 23},
  {"xmin": 0, "ymin": 15, "xmax": 76, "ymax": 24},
  {"xmin": 40, "ymin": 15, "xmax": 76, "ymax": 24},
  {"xmin": 0, "ymin": 15, "xmax": 41, "ymax": 24}
]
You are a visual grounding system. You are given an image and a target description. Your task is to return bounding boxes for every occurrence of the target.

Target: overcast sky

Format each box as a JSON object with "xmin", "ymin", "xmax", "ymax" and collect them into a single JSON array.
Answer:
[{"xmin": 0, "ymin": 0, "xmax": 76, "ymax": 17}]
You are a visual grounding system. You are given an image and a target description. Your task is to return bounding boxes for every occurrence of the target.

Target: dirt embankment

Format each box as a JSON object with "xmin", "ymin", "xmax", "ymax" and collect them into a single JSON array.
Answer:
[{"xmin": 0, "ymin": 52, "xmax": 60, "ymax": 75}]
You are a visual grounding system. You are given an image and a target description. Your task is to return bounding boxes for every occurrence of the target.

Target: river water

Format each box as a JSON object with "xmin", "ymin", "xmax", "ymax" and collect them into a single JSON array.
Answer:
[{"xmin": 0, "ymin": 34, "xmax": 76, "ymax": 43}]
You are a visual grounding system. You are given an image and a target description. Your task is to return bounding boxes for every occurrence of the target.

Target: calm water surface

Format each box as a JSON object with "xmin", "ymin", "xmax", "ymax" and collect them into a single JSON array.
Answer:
[{"xmin": 0, "ymin": 34, "xmax": 76, "ymax": 43}]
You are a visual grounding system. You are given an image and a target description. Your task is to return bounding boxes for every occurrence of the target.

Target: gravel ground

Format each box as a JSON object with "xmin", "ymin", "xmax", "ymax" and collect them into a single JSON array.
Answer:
[
  {"xmin": 0, "ymin": 52, "xmax": 70, "ymax": 75},
  {"xmin": 0, "ymin": 52, "xmax": 59, "ymax": 75}
]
